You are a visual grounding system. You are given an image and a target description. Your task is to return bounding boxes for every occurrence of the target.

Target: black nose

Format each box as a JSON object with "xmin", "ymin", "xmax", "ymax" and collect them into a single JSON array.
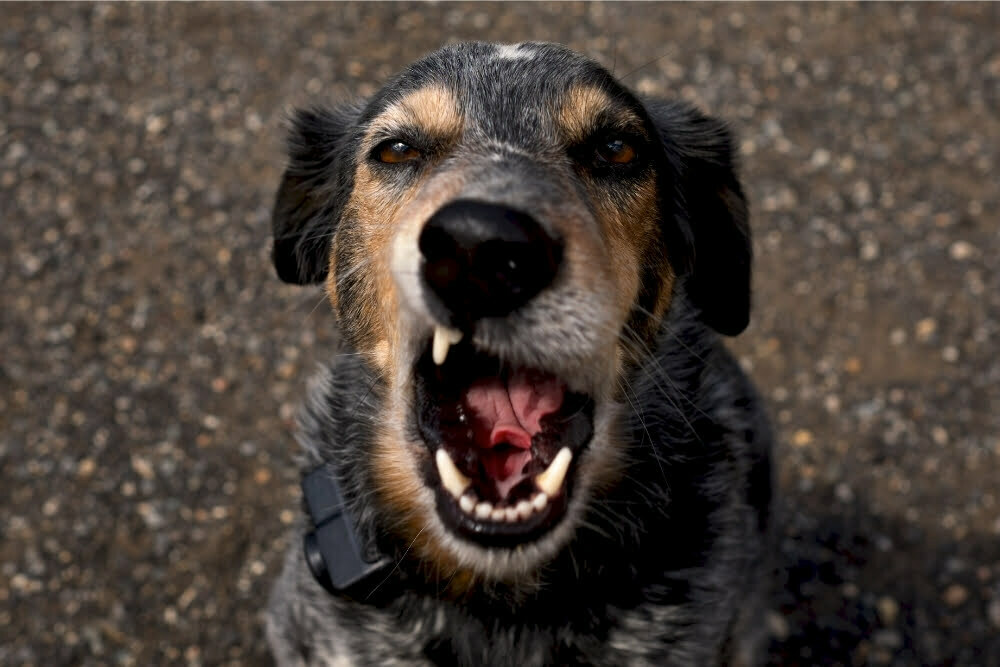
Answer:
[{"xmin": 418, "ymin": 200, "xmax": 563, "ymax": 325}]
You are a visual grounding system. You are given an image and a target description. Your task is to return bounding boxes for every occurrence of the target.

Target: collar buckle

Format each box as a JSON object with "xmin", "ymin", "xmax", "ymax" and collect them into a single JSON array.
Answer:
[{"xmin": 301, "ymin": 465, "xmax": 391, "ymax": 596}]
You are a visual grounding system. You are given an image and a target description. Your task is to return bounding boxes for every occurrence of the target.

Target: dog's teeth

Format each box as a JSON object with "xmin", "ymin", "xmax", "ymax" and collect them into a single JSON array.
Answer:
[
  {"xmin": 432, "ymin": 326, "xmax": 463, "ymax": 365},
  {"xmin": 459, "ymin": 494, "xmax": 476, "ymax": 514},
  {"xmin": 534, "ymin": 447, "xmax": 572, "ymax": 497},
  {"xmin": 532, "ymin": 493, "xmax": 548, "ymax": 511},
  {"xmin": 504, "ymin": 507, "xmax": 519, "ymax": 522},
  {"xmin": 435, "ymin": 449, "xmax": 471, "ymax": 498},
  {"xmin": 516, "ymin": 500, "xmax": 533, "ymax": 519},
  {"xmin": 475, "ymin": 502, "xmax": 493, "ymax": 519},
  {"xmin": 490, "ymin": 508, "xmax": 506, "ymax": 522}
]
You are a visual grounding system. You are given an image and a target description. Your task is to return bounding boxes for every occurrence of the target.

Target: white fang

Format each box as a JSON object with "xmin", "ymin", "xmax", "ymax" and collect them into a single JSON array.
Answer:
[
  {"xmin": 432, "ymin": 326, "xmax": 463, "ymax": 365},
  {"xmin": 435, "ymin": 449, "xmax": 471, "ymax": 498},
  {"xmin": 534, "ymin": 447, "xmax": 573, "ymax": 497}
]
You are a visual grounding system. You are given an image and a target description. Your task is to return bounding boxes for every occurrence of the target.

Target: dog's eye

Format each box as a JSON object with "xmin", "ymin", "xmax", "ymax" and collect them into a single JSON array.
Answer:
[
  {"xmin": 375, "ymin": 140, "xmax": 422, "ymax": 164},
  {"xmin": 595, "ymin": 139, "xmax": 637, "ymax": 165}
]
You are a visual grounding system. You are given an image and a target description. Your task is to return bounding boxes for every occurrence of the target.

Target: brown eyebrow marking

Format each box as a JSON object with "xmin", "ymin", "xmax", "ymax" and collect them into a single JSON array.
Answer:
[
  {"xmin": 364, "ymin": 84, "xmax": 464, "ymax": 149},
  {"xmin": 557, "ymin": 84, "xmax": 645, "ymax": 143}
]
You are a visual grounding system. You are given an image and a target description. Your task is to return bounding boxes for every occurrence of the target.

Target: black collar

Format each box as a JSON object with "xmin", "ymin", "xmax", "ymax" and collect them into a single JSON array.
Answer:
[{"xmin": 301, "ymin": 465, "xmax": 392, "ymax": 598}]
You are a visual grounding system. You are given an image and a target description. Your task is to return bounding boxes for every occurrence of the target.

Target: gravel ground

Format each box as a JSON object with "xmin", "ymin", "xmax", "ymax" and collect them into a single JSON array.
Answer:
[{"xmin": 2, "ymin": 3, "xmax": 998, "ymax": 665}]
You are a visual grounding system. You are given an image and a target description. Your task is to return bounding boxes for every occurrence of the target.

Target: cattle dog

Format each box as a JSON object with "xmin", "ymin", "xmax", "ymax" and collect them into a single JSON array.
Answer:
[{"xmin": 266, "ymin": 41, "xmax": 773, "ymax": 666}]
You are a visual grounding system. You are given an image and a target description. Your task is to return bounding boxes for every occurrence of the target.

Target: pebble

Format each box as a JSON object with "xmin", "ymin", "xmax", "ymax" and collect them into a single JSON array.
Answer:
[
  {"xmin": 942, "ymin": 584, "xmax": 969, "ymax": 607},
  {"xmin": 809, "ymin": 148, "xmax": 831, "ymax": 168},
  {"xmin": 131, "ymin": 455, "xmax": 156, "ymax": 481},
  {"xmin": 915, "ymin": 318, "xmax": 937, "ymax": 342},
  {"xmin": 767, "ymin": 611, "xmax": 790, "ymax": 640},
  {"xmin": 877, "ymin": 596, "xmax": 900, "ymax": 625},
  {"xmin": 873, "ymin": 629, "xmax": 903, "ymax": 650},
  {"xmin": 792, "ymin": 429, "xmax": 814, "ymax": 447},
  {"xmin": 835, "ymin": 483, "xmax": 855, "ymax": 503},
  {"xmin": 949, "ymin": 241, "xmax": 974, "ymax": 261},
  {"xmin": 860, "ymin": 240, "xmax": 880, "ymax": 261},
  {"xmin": 77, "ymin": 458, "xmax": 97, "ymax": 478},
  {"xmin": 989, "ymin": 599, "xmax": 1000, "ymax": 629}
]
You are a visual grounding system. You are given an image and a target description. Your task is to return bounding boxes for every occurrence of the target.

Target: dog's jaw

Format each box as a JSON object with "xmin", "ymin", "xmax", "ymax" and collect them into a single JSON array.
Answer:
[{"xmin": 376, "ymin": 376, "xmax": 626, "ymax": 581}]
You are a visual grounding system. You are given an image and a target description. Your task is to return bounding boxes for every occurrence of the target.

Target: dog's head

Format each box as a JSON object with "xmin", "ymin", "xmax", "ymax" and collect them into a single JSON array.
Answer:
[{"xmin": 273, "ymin": 42, "xmax": 750, "ymax": 582}]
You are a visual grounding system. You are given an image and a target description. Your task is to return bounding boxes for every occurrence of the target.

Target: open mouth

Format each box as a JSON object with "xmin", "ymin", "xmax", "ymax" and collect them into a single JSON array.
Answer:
[{"xmin": 414, "ymin": 328, "xmax": 594, "ymax": 547}]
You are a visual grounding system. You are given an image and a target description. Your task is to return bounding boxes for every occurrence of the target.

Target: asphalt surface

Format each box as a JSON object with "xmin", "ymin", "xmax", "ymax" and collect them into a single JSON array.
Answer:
[{"xmin": 2, "ymin": 3, "xmax": 999, "ymax": 665}]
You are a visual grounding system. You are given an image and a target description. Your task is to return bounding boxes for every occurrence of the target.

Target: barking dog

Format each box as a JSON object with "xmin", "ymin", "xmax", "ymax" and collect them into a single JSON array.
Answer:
[{"xmin": 266, "ymin": 42, "xmax": 773, "ymax": 666}]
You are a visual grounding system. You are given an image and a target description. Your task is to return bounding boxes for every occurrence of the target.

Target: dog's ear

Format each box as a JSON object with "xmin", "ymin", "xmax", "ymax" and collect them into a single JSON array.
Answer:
[
  {"xmin": 272, "ymin": 105, "xmax": 359, "ymax": 284},
  {"xmin": 646, "ymin": 99, "xmax": 751, "ymax": 336}
]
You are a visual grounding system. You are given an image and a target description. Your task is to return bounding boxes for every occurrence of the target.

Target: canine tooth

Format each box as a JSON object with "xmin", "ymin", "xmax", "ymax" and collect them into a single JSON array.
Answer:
[
  {"xmin": 491, "ymin": 508, "xmax": 506, "ymax": 522},
  {"xmin": 432, "ymin": 326, "xmax": 463, "ymax": 365},
  {"xmin": 505, "ymin": 507, "xmax": 519, "ymax": 522},
  {"xmin": 534, "ymin": 447, "xmax": 572, "ymax": 497},
  {"xmin": 516, "ymin": 500, "xmax": 533, "ymax": 519},
  {"xmin": 459, "ymin": 494, "xmax": 476, "ymax": 514},
  {"xmin": 475, "ymin": 502, "xmax": 493, "ymax": 519},
  {"xmin": 532, "ymin": 493, "xmax": 548, "ymax": 511},
  {"xmin": 435, "ymin": 449, "xmax": 471, "ymax": 498}
]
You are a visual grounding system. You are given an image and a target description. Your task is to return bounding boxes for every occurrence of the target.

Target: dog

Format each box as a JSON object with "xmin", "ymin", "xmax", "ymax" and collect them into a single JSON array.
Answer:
[{"xmin": 265, "ymin": 42, "xmax": 773, "ymax": 666}]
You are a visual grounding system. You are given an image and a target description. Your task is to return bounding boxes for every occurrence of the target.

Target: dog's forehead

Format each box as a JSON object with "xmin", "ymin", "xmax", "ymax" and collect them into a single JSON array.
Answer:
[{"xmin": 368, "ymin": 42, "xmax": 638, "ymax": 145}]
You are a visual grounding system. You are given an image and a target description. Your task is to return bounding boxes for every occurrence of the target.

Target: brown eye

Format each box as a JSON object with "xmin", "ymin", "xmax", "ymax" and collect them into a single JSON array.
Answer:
[
  {"xmin": 376, "ymin": 140, "xmax": 421, "ymax": 164},
  {"xmin": 596, "ymin": 139, "xmax": 636, "ymax": 165}
]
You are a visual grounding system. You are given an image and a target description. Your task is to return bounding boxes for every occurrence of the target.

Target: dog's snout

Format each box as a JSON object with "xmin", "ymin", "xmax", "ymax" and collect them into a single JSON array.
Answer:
[{"xmin": 418, "ymin": 200, "xmax": 563, "ymax": 324}]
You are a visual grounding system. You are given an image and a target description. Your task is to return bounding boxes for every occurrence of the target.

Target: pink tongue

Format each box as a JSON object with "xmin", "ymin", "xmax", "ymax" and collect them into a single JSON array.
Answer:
[
  {"xmin": 463, "ymin": 370, "xmax": 564, "ymax": 496},
  {"xmin": 465, "ymin": 369, "xmax": 565, "ymax": 448}
]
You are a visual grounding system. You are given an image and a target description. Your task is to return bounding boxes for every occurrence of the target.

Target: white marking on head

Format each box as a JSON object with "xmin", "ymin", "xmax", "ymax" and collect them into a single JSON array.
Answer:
[
  {"xmin": 494, "ymin": 43, "xmax": 534, "ymax": 61},
  {"xmin": 482, "ymin": 140, "xmax": 535, "ymax": 160}
]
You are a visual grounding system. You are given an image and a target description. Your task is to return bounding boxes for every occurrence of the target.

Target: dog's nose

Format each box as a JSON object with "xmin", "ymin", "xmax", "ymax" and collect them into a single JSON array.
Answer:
[{"xmin": 419, "ymin": 200, "xmax": 562, "ymax": 324}]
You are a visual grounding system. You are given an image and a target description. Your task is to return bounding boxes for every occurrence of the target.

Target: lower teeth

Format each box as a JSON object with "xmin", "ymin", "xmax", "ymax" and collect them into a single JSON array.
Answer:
[
  {"xmin": 459, "ymin": 491, "xmax": 549, "ymax": 522},
  {"xmin": 459, "ymin": 495, "xmax": 476, "ymax": 513},
  {"xmin": 436, "ymin": 448, "xmax": 568, "ymax": 524}
]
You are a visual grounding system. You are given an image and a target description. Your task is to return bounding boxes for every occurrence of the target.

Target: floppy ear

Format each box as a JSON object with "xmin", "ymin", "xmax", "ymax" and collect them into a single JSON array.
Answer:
[
  {"xmin": 645, "ymin": 99, "xmax": 752, "ymax": 336},
  {"xmin": 272, "ymin": 105, "xmax": 359, "ymax": 284}
]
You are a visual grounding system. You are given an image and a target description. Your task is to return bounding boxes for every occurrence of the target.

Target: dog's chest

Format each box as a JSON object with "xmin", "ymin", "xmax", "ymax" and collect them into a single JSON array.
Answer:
[{"xmin": 308, "ymin": 593, "xmax": 719, "ymax": 667}]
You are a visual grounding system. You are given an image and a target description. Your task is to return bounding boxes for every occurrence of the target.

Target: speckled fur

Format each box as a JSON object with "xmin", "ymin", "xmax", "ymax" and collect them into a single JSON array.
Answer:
[{"xmin": 267, "ymin": 42, "xmax": 772, "ymax": 666}]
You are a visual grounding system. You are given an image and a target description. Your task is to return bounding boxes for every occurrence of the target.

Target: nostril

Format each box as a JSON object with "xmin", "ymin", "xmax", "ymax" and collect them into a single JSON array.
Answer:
[
  {"xmin": 425, "ymin": 256, "xmax": 462, "ymax": 293},
  {"xmin": 419, "ymin": 220, "xmax": 469, "ymax": 313},
  {"xmin": 475, "ymin": 240, "xmax": 544, "ymax": 301},
  {"xmin": 418, "ymin": 222, "xmax": 457, "ymax": 264}
]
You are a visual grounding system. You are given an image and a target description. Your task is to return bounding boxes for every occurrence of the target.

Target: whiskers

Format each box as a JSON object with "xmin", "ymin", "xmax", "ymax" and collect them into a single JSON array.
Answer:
[{"xmin": 366, "ymin": 525, "xmax": 426, "ymax": 601}]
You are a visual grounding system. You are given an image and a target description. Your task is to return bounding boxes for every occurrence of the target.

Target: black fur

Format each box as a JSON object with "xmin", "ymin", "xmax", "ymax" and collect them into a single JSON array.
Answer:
[
  {"xmin": 266, "ymin": 42, "xmax": 772, "ymax": 666},
  {"xmin": 268, "ymin": 302, "xmax": 771, "ymax": 666},
  {"xmin": 272, "ymin": 104, "xmax": 360, "ymax": 285},
  {"xmin": 646, "ymin": 99, "xmax": 752, "ymax": 336}
]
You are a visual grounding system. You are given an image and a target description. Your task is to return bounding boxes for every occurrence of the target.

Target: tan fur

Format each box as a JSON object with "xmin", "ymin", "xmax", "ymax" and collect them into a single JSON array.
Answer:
[
  {"xmin": 556, "ymin": 85, "xmax": 666, "ymax": 333},
  {"xmin": 328, "ymin": 85, "xmax": 465, "ymax": 372},
  {"xmin": 328, "ymin": 161, "xmax": 403, "ymax": 369},
  {"xmin": 341, "ymin": 86, "xmax": 473, "ymax": 581},
  {"xmin": 599, "ymin": 177, "xmax": 660, "ymax": 319},
  {"xmin": 373, "ymin": 420, "xmax": 480, "ymax": 595},
  {"xmin": 364, "ymin": 84, "xmax": 464, "ymax": 151},
  {"xmin": 557, "ymin": 84, "xmax": 644, "ymax": 143}
]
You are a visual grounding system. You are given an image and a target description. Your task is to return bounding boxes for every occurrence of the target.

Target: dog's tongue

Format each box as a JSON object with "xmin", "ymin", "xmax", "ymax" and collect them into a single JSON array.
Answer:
[{"xmin": 464, "ymin": 369, "xmax": 564, "ymax": 496}]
